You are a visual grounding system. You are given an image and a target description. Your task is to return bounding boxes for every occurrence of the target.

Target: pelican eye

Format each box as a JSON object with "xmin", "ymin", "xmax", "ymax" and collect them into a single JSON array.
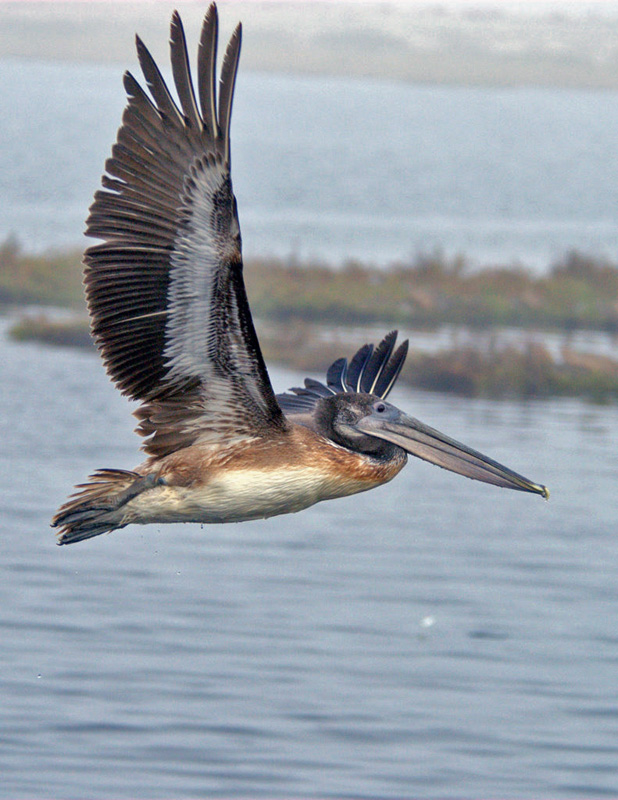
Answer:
[{"xmin": 375, "ymin": 402, "xmax": 386, "ymax": 413}]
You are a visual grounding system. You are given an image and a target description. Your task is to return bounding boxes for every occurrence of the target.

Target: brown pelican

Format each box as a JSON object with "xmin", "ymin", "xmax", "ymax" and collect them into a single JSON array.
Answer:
[{"xmin": 52, "ymin": 4, "xmax": 548, "ymax": 545}]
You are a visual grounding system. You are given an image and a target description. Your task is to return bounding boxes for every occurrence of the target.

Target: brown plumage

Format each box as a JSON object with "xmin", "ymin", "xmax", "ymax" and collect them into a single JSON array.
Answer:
[
  {"xmin": 151, "ymin": 425, "xmax": 406, "ymax": 488},
  {"xmin": 52, "ymin": 5, "xmax": 547, "ymax": 546}
]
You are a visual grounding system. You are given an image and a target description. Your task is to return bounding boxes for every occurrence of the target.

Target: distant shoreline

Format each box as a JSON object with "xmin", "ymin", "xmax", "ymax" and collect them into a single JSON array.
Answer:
[
  {"xmin": 2, "ymin": 237, "xmax": 618, "ymax": 333},
  {"xmin": 4, "ymin": 236, "xmax": 618, "ymax": 402},
  {"xmin": 8, "ymin": 311, "xmax": 618, "ymax": 404}
]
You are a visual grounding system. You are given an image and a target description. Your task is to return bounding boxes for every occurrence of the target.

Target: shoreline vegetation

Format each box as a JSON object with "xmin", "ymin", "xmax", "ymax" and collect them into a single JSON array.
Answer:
[{"xmin": 3, "ymin": 236, "xmax": 618, "ymax": 403}]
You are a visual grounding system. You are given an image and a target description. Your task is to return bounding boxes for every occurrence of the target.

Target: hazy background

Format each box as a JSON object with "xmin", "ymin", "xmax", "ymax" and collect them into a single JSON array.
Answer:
[
  {"xmin": 5, "ymin": 0, "xmax": 618, "ymax": 266},
  {"xmin": 4, "ymin": 0, "xmax": 618, "ymax": 89}
]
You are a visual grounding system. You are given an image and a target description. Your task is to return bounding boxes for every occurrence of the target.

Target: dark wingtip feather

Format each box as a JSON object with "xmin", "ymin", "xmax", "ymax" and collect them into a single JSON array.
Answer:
[
  {"xmin": 198, "ymin": 3, "xmax": 219, "ymax": 136},
  {"xmin": 136, "ymin": 32, "xmax": 184, "ymax": 126},
  {"xmin": 359, "ymin": 329, "xmax": 397, "ymax": 394},
  {"xmin": 374, "ymin": 339, "xmax": 409, "ymax": 399},
  {"xmin": 346, "ymin": 343, "xmax": 373, "ymax": 393},
  {"xmin": 275, "ymin": 392, "xmax": 320, "ymax": 414},
  {"xmin": 303, "ymin": 378, "xmax": 334, "ymax": 398},
  {"xmin": 218, "ymin": 21, "xmax": 242, "ymax": 163},
  {"xmin": 326, "ymin": 357, "xmax": 348, "ymax": 393},
  {"xmin": 169, "ymin": 10, "xmax": 202, "ymax": 130}
]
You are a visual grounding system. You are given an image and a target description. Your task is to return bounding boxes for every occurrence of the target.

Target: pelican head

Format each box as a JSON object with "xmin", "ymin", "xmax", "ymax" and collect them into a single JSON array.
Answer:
[{"xmin": 315, "ymin": 392, "xmax": 548, "ymax": 497}]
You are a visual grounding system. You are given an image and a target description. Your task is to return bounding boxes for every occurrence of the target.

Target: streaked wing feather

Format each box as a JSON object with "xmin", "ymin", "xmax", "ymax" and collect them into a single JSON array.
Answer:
[
  {"xmin": 135, "ymin": 35, "xmax": 185, "ymax": 128},
  {"xmin": 374, "ymin": 340, "xmax": 408, "ymax": 399},
  {"xmin": 122, "ymin": 71, "xmax": 162, "ymax": 127},
  {"xmin": 326, "ymin": 357, "xmax": 348, "ymax": 393},
  {"xmin": 197, "ymin": 3, "xmax": 218, "ymax": 137},
  {"xmin": 169, "ymin": 12, "xmax": 202, "ymax": 131},
  {"xmin": 276, "ymin": 393, "xmax": 320, "ymax": 414},
  {"xmin": 346, "ymin": 343, "xmax": 373, "ymax": 393},
  {"xmin": 217, "ymin": 24, "xmax": 242, "ymax": 163},
  {"xmin": 303, "ymin": 378, "xmax": 334, "ymax": 397},
  {"xmin": 360, "ymin": 329, "xmax": 396, "ymax": 394}
]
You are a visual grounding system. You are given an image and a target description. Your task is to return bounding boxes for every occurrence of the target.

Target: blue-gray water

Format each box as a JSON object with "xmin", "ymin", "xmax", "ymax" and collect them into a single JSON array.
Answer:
[
  {"xmin": 3, "ymin": 58, "xmax": 618, "ymax": 268},
  {"xmin": 2, "ymin": 316, "xmax": 618, "ymax": 798},
  {"xmin": 3, "ymin": 52, "xmax": 618, "ymax": 798}
]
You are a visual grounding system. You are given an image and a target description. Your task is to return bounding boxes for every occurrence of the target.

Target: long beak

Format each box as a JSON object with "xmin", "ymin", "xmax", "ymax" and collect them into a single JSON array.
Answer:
[{"xmin": 358, "ymin": 411, "xmax": 549, "ymax": 498}]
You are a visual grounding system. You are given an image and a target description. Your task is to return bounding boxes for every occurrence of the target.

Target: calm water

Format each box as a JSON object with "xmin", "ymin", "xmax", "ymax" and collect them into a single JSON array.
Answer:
[
  {"xmin": 2, "ymin": 317, "xmax": 618, "ymax": 797},
  {"xmin": 3, "ymin": 58, "xmax": 618, "ymax": 268}
]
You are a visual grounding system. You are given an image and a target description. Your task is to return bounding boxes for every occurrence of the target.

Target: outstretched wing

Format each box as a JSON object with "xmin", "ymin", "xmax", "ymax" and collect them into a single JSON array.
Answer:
[
  {"xmin": 276, "ymin": 331, "xmax": 409, "ymax": 415},
  {"xmin": 84, "ymin": 4, "xmax": 286, "ymax": 458}
]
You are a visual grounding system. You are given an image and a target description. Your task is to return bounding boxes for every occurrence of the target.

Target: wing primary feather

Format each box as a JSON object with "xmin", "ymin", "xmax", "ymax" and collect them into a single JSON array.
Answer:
[
  {"xmin": 122, "ymin": 71, "xmax": 161, "ymax": 128},
  {"xmin": 303, "ymin": 378, "xmax": 334, "ymax": 397},
  {"xmin": 346, "ymin": 343, "xmax": 373, "ymax": 393},
  {"xmin": 169, "ymin": 11, "xmax": 202, "ymax": 131},
  {"xmin": 276, "ymin": 393, "xmax": 318, "ymax": 414},
  {"xmin": 109, "ymin": 310, "xmax": 169, "ymax": 325},
  {"xmin": 326, "ymin": 357, "xmax": 348, "ymax": 393},
  {"xmin": 374, "ymin": 340, "xmax": 409, "ymax": 399},
  {"xmin": 217, "ymin": 22, "xmax": 242, "ymax": 163},
  {"xmin": 198, "ymin": 3, "xmax": 219, "ymax": 138},
  {"xmin": 362, "ymin": 330, "xmax": 397, "ymax": 394},
  {"xmin": 135, "ymin": 34, "xmax": 184, "ymax": 127}
]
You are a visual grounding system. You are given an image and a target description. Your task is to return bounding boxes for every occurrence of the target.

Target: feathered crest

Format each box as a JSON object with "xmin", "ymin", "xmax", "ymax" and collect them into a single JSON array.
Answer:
[{"xmin": 276, "ymin": 331, "xmax": 408, "ymax": 414}]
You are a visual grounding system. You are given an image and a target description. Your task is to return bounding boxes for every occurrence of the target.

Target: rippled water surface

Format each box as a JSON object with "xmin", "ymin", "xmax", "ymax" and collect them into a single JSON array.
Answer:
[{"xmin": 2, "ymin": 320, "xmax": 618, "ymax": 798}]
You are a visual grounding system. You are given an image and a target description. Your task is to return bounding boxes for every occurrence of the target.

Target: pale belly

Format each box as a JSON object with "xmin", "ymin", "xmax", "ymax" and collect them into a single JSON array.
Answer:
[{"xmin": 124, "ymin": 465, "xmax": 387, "ymax": 525}]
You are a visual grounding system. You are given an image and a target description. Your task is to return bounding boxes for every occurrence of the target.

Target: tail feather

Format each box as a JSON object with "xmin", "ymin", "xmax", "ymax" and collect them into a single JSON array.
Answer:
[{"xmin": 52, "ymin": 469, "xmax": 157, "ymax": 545}]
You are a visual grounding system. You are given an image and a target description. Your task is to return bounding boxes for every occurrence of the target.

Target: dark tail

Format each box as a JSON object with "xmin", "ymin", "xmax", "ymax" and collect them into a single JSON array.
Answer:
[{"xmin": 52, "ymin": 469, "xmax": 157, "ymax": 545}]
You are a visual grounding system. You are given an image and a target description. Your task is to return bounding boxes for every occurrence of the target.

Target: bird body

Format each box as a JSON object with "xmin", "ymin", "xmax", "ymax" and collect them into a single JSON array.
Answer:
[
  {"xmin": 141, "ymin": 434, "xmax": 403, "ymax": 525},
  {"xmin": 52, "ymin": 4, "xmax": 547, "ymax": 545},
  {"xmin": 58, "ymin": 415, "xmax": 407, "ymax": 536}
]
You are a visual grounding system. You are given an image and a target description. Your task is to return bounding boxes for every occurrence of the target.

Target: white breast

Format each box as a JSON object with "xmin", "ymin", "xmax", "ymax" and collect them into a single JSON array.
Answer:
[{"xmin": 124, "ymin": 464, "xmax": 381, "ymax": 525}]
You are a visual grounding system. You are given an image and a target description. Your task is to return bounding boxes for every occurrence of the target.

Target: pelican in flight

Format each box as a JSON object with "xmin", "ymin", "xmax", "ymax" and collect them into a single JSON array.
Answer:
[{"xmin": 53, "ymin": 5, "xmax": 547, "ymax": 545}]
